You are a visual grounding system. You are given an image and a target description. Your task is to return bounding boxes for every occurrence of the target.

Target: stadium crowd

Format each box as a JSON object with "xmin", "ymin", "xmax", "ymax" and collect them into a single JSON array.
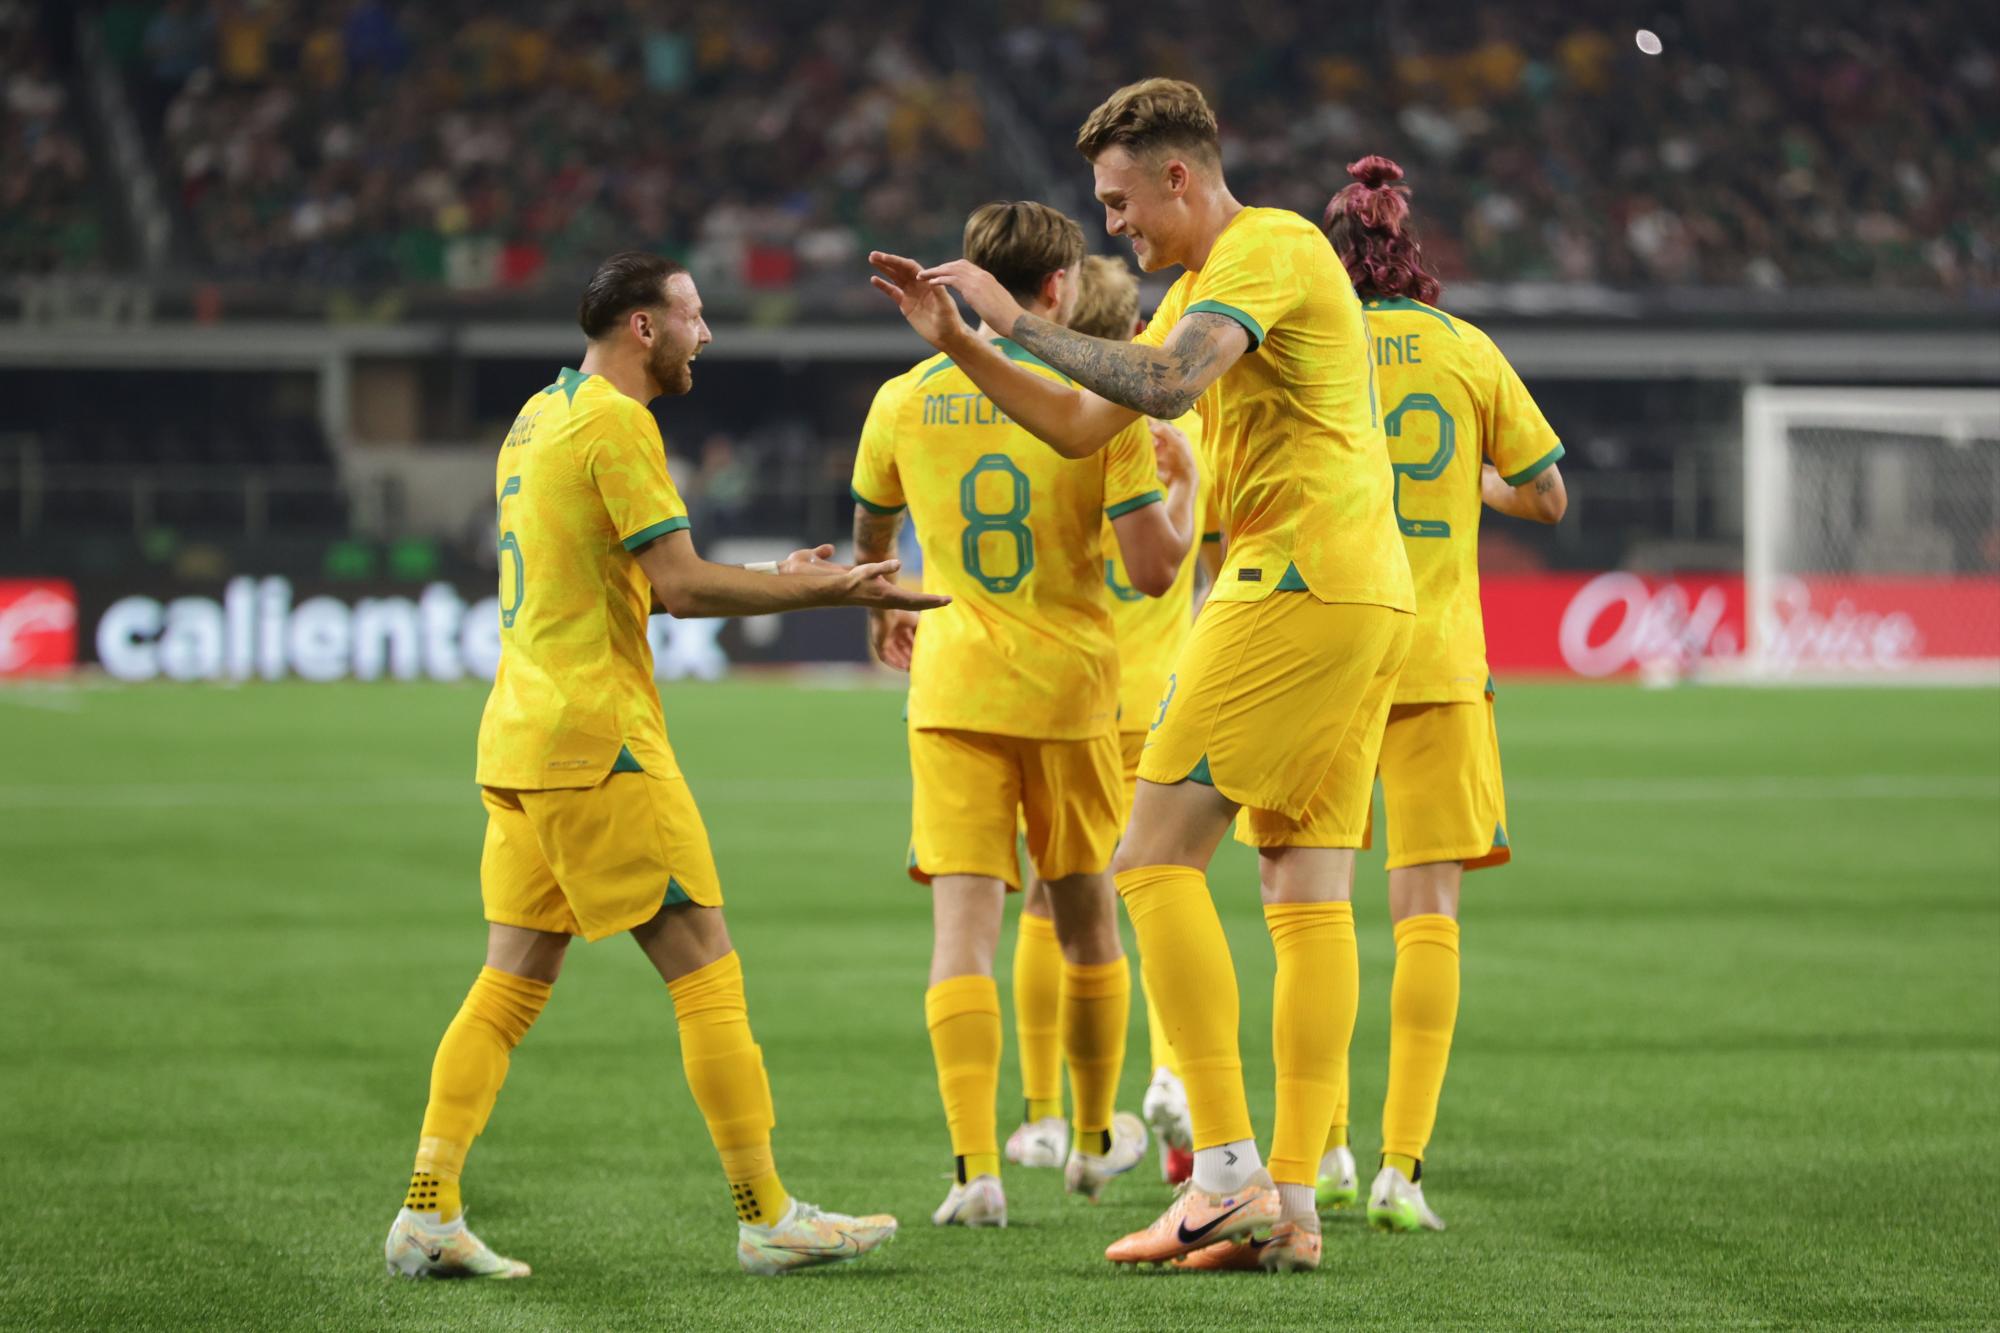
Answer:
[
  {"xmin": 3, "ymin": 3, "xmax": 103, "ymax": 274},
  {"xmin": 50, "ymin": 0, "xmax": 1997, "ymax": 294}
]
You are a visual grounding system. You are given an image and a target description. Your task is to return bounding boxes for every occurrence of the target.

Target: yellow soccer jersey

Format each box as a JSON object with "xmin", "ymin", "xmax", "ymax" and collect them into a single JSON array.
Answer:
[
  {"xmin": 475, "ymin": 367, "xmax": 689, "ymax": 790},
  {"xmin": 1140, "ymin": 206, "xmax": 1412, "ymax": 612},
  {"xmin": 852, "ymin": 337, "xmax": 1163, "ymax": 739},
  {"xmin": 1101, "ymin": 408, "xmax": 1205, "ymax": 734},
  {"xmin": 1363, "ymin": 297, "xmax": 1563, "ymax": 702}
]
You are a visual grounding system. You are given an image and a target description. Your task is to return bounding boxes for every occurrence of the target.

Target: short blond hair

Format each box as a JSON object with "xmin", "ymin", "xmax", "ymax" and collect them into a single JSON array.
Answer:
[
  {"xmin": 1067, "ymin": 255, "xmax": 1141, "ymax": 341},
  {"xmin": 963, "ymin": 201, "xmax": 1085, "ymax": 303},
  {"xmin": 1074, "ymin": 78, "xmax": 1220, "ymax": 165}
]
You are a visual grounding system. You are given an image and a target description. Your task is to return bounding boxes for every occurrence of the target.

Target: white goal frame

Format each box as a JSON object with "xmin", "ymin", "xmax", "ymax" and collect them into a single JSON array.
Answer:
[{"xmin": 1742, "ymin": 385, "xmax": 2000, "ymax": 685}]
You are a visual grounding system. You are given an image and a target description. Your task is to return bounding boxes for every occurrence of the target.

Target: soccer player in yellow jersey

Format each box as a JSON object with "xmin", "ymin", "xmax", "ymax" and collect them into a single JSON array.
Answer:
[
  {"xmin": 851, "ymin": 203, "xmax": 1198, "ymax": 1229},
  {"xmin": 1261, "ymin": 155, "xmax": 1564, "ymax": 1236},
  {"xmin": 383, "ymin": 252, "xmax": 946, "ymax": 1280},
  {"xmin": 1003, "ymin": 255, "xmax": 1207, "ymax": 1186},
  {"xmin": 871, "ymin": 79, "xmax": 1415, "ymax": 1271}
]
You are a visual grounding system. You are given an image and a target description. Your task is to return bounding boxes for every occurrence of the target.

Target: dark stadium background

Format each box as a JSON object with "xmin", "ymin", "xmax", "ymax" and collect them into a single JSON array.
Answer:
[{"xmin": 1, "ymin": 2, "xmax": 1995, "ymax": 1329}]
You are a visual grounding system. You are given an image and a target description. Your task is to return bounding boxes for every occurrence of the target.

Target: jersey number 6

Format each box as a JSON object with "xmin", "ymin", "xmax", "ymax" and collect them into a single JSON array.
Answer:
[{"xmin": 498, "ymin": 475, "xmax": 524, "ymax": 628}]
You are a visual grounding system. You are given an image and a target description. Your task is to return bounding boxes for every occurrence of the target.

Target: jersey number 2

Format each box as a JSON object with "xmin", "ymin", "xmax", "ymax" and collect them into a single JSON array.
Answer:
[
  {"xmin": 959, "ymin": 454, "xmax": 1034, "ymax": 593},
  {"xmin": 1384, "ymin": 392, "xmax": 1454, "ymax": 539},
  {"xmin": 498, "ymin": 475, "xmax": 524, "ymax": 627}
]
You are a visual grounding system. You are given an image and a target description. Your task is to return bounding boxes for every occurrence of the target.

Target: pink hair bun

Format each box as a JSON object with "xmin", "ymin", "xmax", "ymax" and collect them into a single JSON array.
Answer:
[{"xmin": 1347, "ymin": 155, "xmax": 1405, "ymax": 189}]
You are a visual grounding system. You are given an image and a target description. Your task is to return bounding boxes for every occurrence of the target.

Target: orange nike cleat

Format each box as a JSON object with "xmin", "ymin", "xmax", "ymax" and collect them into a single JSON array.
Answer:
[
  {"xmin": 1103, "ymin": 1170, "xmax": 1282, "ymax": 1266},
  {"xmin": 1172, "ymin": 1219, "xmax": 1322, "ymax": 1273}
]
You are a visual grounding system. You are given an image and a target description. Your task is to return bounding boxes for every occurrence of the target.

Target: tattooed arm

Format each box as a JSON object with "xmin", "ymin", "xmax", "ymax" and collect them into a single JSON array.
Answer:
[
  {"xmin": 1007, "ymin": 311, "xmax": 1247, "ymax": 420},
  {"xmin": 911, "ymin": 256, "xmax": 1250, "ymax": 420},
  {"xmin": 1480, "ymin": 461, "xmax": 1568, "ymax": 524},
  {"xmin": 853, "ymin": 503, "xmax": 920, "ymax": 669}
]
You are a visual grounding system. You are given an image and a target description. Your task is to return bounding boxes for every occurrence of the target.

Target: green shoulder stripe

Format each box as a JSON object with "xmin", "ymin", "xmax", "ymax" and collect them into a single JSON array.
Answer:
[
  {"xmin": 1364, "ymin": 297, "xmax": 1459, "ymax": 337},
  {"xmin": 851, "ymin": 486, "xmax": 906, "ymax": 515},
  {"xmin": 1502, "ymin": 444, "xmax": 1565, "ymax": 487},
  {"xmin": 1105, "ymin": 489, "xmax": 1164, "ymax": 520},
  {"xmin": 622, "ymin": 515, "xmax": 690, "ymax": 551},
  {"xmin": 1185, "ymin": 300, "xmax": 1265, "ymax": 351}
]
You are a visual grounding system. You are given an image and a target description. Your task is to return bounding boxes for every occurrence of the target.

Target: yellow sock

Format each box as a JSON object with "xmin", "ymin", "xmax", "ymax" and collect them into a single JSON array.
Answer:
[
  {"xmin": 667, "ymin": 951, "xmax": 790, "ymax": 1226},
  {"xmin": 926, "ymin": 975, "xmax": 1002, "ymax": 1182},
  {"xmin": 1265, "ymin": 902, "xmax": 1357, "ymax": 1187},
  {"xmin": 1114, "ymin": 865, "xmax": 1252, "ymax": 1150},
  {"xmin": 1061, "ymin": 956, "xmax": 1130, "ymax": 1151},
  {"xmin": 1142, "ymin": 976, "xmax": 1180, "ymax": 1078},
  {"xmin": 1012, "ymin": 913, "xmax": 1064, "ymax": 1122},
  {"xmin": 1324, "ymin": 1005, "xmax": 1352, "ymax": 1158},
  {"xmin": 411, "ymin": 966, "xmax": 551, "ymax": 1221},
  {"xmin": 1382, "ymin": 914, "xmax": 1460, "ymax": 1170}
]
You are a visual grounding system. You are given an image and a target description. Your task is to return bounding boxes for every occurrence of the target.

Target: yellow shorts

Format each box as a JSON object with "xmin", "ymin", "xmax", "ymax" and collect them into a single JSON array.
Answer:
[
  {"xmin": 1239, "ymin": 697, "xmax": 1510, "ymax": 870},
  {"xmin": 480, "ymin": 771, "xmax": 723, "ymax": 942},
  {"xmin": 1139, "ymin": 594, "xmax": 1412, "ymax": 823},
  {"xmin": 910, "ymin": 727, "xmax": 1124, "ymax": 890}
]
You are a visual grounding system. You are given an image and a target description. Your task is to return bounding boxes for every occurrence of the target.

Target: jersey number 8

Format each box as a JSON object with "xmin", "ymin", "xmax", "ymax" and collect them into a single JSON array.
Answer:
[{"xmin": 958, "ymin": 454, "xmax": 1034, "ymax": 594}]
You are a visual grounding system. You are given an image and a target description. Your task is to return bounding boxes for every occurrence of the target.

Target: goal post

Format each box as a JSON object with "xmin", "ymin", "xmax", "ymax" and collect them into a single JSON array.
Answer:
[{"xmin": 1742, "ymin": 386, "xmax": 2000, "ymax": 684}]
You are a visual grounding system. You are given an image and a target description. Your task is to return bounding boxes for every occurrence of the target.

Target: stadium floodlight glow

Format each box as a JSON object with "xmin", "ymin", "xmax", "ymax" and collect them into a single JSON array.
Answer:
[{"xmin": 1741, "ymin": 387, "xmax": 2000, "ymax": 684}]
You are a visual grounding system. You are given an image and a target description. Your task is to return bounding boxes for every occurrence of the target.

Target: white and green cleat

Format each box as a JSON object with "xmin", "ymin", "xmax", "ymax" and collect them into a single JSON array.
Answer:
[
  {"xmin": 1367, "ymin": 1165, "xmax": 1446, "ymax": 1232},
  {"xmin": 737, "ymin": 1198, "xmax": 898, "ymax": 1275},
  {"xmin": 1316, "ymin": 1145, "xmax": 1359, "ymax": 1211},
  {"xmin": 384, "ymin": 1207, "xmax": 531, "ymax": 1279}
]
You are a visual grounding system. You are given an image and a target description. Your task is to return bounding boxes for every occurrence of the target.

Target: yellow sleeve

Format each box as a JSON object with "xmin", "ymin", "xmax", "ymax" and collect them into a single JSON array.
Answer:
[
  {"xmin": 849, "ymin": 377, "xmax": 907, "ymax": 514},
  {"xmin": 587, "ymin": 400, "xmax": 689, "ymax": 550},
  {"xmin": 1182, "ymin": 218, "xmax": 1308, "ymax": 353},
  {"xmin": 1485, "ymin": 345, "xmax": 1565, "ymax": 485},
  {"xmin": 1103, "ymin": 418, "xmax": 1164, "ymax": 518},
  {"xmin": 1134, "ymin": 277, "xmax": 1191, "ymax": 349}
]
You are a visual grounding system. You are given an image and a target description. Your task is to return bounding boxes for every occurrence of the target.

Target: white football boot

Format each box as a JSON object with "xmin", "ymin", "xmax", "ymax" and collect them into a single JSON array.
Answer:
[
  {"xmin": 384, "ymin": 1207, "xmax": 530, "ymax": 1279},
  {"xmin": 932, "ymin": 1174, "xmax": 1008, "ymax": 1228},
  {"xmin": 1317, "ymin": 1144, "xmax": 1360, "ymax": 1210},
  {"xmin": 1003, "ymin": 1115, "xmax": 1068, "ymax": 1169},
  {"xmin": 1063, "ymin": 1111, "xmax": 1149, "ymax": 1201},
  {"xmin": 1367, "ymin": 1164, "xmax": 1446, "ymax": 1232},
  {"xmin": 737, "ymin": 1197, "xmax": 898, "ymax": 1275}
]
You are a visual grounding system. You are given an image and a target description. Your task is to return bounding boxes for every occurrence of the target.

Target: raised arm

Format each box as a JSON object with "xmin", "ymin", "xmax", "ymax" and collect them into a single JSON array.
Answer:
[
  {"xmin": 634, "ymin": 528, "xmax": 947, "ymax": 618},
  {"xmin": 1480, "ymin": 461, "xmax": 1567, "ymax": 524},
  {"xmin": 869, "ymin": 252, "xmax": 1136, "ymax": 458},
  {"xmin": 911, "ymin": 255, "xmax": 1250, "ymax": 422}
]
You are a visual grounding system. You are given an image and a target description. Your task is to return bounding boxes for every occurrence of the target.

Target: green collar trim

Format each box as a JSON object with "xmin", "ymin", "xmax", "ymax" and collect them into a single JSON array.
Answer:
[
  {"xmin": 1363, "ymin": 297, "xmax": 1458, "ymax": 337},
  {"xmin": 545, "ymin": 366, "xmax": 592, "ymax": 403}
]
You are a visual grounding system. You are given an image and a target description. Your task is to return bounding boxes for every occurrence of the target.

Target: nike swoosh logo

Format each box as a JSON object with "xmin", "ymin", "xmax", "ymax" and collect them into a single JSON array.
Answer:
[{"xmin": 1176, "ymin": 1198, "xmax": 1255, "ymax": 1246}]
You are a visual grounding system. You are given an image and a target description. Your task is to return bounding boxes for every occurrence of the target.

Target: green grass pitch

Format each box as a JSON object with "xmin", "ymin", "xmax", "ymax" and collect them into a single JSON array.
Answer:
[{"xmin": 1, "ymin": 678, "xmax": 1996, "ymax": 1330}]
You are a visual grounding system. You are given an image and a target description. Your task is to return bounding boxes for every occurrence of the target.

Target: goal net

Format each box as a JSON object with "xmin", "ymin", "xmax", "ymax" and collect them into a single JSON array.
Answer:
[{"xmin": 1742, "ymin": 387, "xmax": 2000, "ymax": 683}]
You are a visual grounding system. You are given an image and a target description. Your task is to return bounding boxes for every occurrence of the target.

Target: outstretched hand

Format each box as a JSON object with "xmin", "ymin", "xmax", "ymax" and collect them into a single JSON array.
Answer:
[
  {"xmin": 869, "ymin": 252, "xmax": 971, "ymax": 350},
  {"xmin": 839, "ymin": 558, "xmax": 950, "ymax": 612},
  {"xmin": 778, "ymin": 543, "xmax": 848, "ymax": 576},
  {"xmin": 869, "ymin": 608, "xmax": 919, "ymax": 670},
  {"xmin": 915, "ymin": 259, "xmax": 1026, "ymax": 337}
]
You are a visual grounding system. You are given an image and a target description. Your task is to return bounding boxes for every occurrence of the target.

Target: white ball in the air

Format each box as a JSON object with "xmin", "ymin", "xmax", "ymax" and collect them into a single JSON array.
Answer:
[{"xmin": 1635, "ymin": 29, "xmax": 1663, "ymax": 55}]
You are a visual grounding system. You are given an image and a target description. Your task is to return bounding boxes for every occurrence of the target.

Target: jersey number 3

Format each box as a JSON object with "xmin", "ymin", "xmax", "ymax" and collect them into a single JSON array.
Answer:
[
  {"xmin": 1384, "ymin": 392, "xmax": 1454, "ymax": 539},
  {"xmin": 498, "ymin": 475, "xmax": 524, "ymax": 627},
  {"xmin": 959, "ymin": 454, "xmax": 1034, "ymax": 593}
]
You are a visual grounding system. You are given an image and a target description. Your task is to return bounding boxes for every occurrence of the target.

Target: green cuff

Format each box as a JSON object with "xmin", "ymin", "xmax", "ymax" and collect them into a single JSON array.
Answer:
[
  {"xmin": 1502, "ymin": 444, "xmax": 1565, "ymax": 487},
  {"xmin": 622, "ymin": 515, "xmax": 690, "ymax": 551},
  {"xmin": 851, "ymin": 486, "xmax": 906, "ymax": 515},
  {"xmin": 1186, "ymin": 299, "xmax": 1265, "ymax": 351},
  {"xmin": 1201, "ymin": 531, "xmax": 1223, "ymax": 543},
  {"xmin": 1105, "ymin": 489, "xmax": 1164, "ymax": 520}
]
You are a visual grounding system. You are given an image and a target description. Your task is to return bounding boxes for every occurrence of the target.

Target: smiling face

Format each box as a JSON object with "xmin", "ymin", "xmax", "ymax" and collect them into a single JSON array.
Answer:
[
  {"xmin": 641, "ymin": 273, "xmax": 711, "ymax": 397},
  {"xmin": 1091, "ymin": 145, "xmax": 1192, "ymax": 273}
]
